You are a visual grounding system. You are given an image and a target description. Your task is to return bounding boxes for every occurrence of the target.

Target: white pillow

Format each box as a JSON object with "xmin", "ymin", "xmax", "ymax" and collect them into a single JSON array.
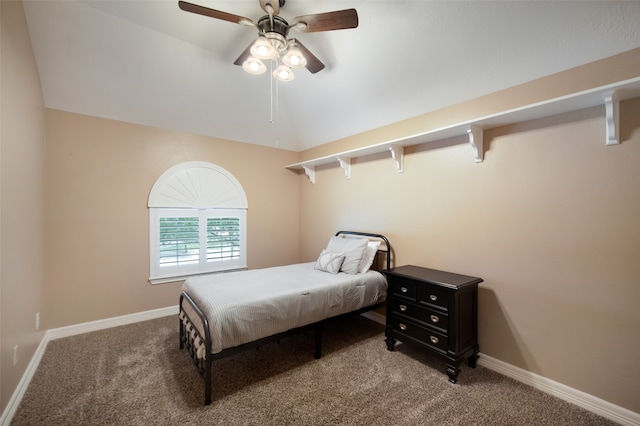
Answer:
[
  {"xmin": 358, "ymin": 241, "xmax": 381, "ymax": 273},
  {"xmin": 325, "ymin": 236, "xmax": 369, "ymax": 275},
  {"xmin": 314, "ymin": 250, "xmax": 345, "ymax": 274}
]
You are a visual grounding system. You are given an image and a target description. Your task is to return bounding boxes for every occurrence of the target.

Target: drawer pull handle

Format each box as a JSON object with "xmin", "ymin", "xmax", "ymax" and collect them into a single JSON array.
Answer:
[
  {"xmin": 401, "ymin": 287, "xmax": 408, "ymax": 293},
  {"xmin": 399, "ymin": 305, "xmax": 408, "ymax": 312},
  {"xmin": 430, "ymin": 315, "xmax": 439, "ymax": 323},
  {"xmin": 399, "ymin": 323, "xmax": 407, "ymax": 331},
  {"xmin": 430, "ymin": 336, "xmax": 439, "ymax": 344},
  {"xmin": 429, "ymin": 294, "xmax": 438, "ymax": 301}
]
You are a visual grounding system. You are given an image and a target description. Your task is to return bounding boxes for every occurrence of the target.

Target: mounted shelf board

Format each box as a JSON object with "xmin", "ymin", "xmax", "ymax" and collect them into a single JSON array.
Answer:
[{"xmin": 286, "ymin": 77, "xmax": 640, "ymax": 183}]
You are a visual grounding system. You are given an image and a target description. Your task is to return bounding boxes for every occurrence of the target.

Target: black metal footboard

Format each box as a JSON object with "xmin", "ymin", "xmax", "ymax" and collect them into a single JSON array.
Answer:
[
  {"xmin": 179, "ymin": 291, "xmax": 213, "ymax": 405},
  {"xmin": 180, "ymin": 293, "xmax": 384, "ymax": 406}
]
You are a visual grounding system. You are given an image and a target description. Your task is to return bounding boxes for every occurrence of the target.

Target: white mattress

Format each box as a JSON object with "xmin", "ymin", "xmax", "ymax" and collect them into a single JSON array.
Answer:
[{"xmin": 181, "ymin": 262, "xmax": 387, "ymax": 355}]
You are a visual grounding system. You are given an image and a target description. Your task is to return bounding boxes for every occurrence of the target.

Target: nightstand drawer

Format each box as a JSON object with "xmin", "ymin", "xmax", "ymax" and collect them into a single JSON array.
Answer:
[
  {"xmin": 390, "ymin": 299, "xmax": 449, "ymax": 332},
  {"xmin": 389, "ymin": 316, "xmax": 448, "ymax": 353},
  {"xmin": 417, "ymin": 285, "xmax": 449, "ymax": 310},
  {"xmin": 390, "ymin": 278, "xmax": 417, "ymax": 301}
]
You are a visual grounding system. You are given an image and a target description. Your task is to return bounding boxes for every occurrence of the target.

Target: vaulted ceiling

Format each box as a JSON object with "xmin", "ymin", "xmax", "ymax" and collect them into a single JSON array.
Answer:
[{"xmin": 22, "ymin": 1, "xmax": 640, "ymax": 152}]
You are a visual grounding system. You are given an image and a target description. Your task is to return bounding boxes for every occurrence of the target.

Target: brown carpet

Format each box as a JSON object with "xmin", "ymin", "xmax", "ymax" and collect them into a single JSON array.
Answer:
[{"xmin": 12, "ymin": 315, "xmax": 615, "ymax": 425}]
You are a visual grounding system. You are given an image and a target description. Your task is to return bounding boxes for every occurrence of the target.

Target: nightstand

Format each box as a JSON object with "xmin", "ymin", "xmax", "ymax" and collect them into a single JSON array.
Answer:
[{"xmin": 383, "ymin": 265, "xmax": 483, "ymax": 383}]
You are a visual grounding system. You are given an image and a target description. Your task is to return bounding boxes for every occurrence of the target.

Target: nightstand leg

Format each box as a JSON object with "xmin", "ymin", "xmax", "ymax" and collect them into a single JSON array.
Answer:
[
  {"xmin": 467, "ymin": 354, "xmax": 479, "ymax": 368},
  {"xmin": 384, "ymin": 336, "xmax": 396, "ymax": 351},
  {"xmin": 467, "ymin": 344, "xmax": 479, "ymax": 368},
  {"xmin": 446, "ymin": 364, "xmax": 460, "ymax": 383}
]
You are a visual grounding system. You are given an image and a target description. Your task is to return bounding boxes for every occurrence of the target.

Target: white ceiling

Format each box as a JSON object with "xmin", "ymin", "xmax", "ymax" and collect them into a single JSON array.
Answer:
[{"xmin": 22, "ymin": 1, "xmax": 640, "ymax": 152}]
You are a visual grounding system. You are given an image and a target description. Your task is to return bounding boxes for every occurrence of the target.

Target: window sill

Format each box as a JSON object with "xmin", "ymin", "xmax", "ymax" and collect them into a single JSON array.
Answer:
[{"xmin": 149, "ymin": 266, "xmax": 248, "ymax": 285}]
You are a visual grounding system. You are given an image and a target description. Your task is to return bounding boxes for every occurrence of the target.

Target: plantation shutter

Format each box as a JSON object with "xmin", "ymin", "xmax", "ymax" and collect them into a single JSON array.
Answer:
[
  {"xmin": 206, "ymin": 217, "xmax": 241, "ymax": 262},
  {"xmin": 159, "ymin": 216, "xmax": 200, "ymax": 267}
]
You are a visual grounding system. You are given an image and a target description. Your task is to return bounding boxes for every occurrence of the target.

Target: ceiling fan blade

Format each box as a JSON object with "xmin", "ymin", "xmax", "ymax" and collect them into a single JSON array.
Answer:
[
  {"xmin": 259, "ymin": 0, "xmax": 279, "ymax": 16},
  {"xmin": 233, "ymin": 42, "xmax": 254, "ymax": 66},
  {"xmin": 292, "ymin": 9, "xmax": 358, "ymax": 33},
  {"xmin": 178, "ymin": 1, "xmax": 255, "ymax": 26},
  {"xmin": 295, "ymin": 40, "xmax": 325, "ymax": 74}
]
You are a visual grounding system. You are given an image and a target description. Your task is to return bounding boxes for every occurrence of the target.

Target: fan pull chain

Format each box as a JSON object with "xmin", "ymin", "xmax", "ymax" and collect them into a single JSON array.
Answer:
[
  {"xmin": 268, "ymin": 59, "xmax": 280, "ymax": 147},
  {"xmin": 275, "ymin": 74, "xmax": 279, "ymax": 123},
  {"xmin": 269, "ymin": 59, "xmax": 280, "ymax": 125},
  {"xmin": 269, "ymin": 59, "xmax": 274, "ymax": 124},
  {"xmin": 274, "ymin": 76, "xmax": 280, "ymax": 147}
]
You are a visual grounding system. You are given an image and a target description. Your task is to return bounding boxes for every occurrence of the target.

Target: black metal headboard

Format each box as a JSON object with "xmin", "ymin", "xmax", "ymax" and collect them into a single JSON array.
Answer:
[{"xmin": 335, "ymin": 231, "xmax": 392, "ymax": 271}]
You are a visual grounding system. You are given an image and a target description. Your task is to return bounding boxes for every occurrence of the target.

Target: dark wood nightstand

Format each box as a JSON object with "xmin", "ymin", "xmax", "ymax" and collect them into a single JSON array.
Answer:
[{"xmin": 383, "ymin": 265, "xmax": 483, "ymax": 383}]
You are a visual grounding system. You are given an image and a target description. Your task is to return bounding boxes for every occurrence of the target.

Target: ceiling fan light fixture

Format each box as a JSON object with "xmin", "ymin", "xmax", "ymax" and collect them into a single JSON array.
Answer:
[
  {"xmin": 242, "ymin": 56, "xmax": 266, "ymax": 75},
  {"xmin": 273, "ymin": 64, "xmax": 295, "ymax": 82},
  {"xmin": 282, "ymin": 45, "xmax": 307, "ymax": 69},
  {"xmin": 250, "ymin": 36, "xmax": 277, "ymax": 60}
]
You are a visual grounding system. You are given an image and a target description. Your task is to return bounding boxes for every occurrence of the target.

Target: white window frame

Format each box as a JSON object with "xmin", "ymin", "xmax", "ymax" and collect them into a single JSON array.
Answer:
[
  {"xmin": 149, "ymin": 208, "xmax": 246, "ymax": 283},
  {"xmin": 148, "ymin": 162, "xmax": 248, "ymax": 284}
]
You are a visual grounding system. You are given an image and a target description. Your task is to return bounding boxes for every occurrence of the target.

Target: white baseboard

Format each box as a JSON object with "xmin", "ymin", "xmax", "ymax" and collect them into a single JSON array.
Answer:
[
  {"xmin": 358, "ymin": 312, "xmax": 640, "ymax": 425},
  {"xmin": 478, "ymin": 354, "xmax": 640, "ymax": 426},
  {"xmin": 0, "ymin": 305, "xmax": 178, "ymax": 426},
  {"xmin": 361, "ymin": 310, "xmax": 386, "ymax": 325},
  {"xmin": 0, "ymin": 334, "xmax": 49, "ymax": 426},
  {"xmin": 45, "ymin": 305, "xmax": 177, "ymax": 340},
  {"xmin": 3, "ymin": 307, "xmax": 638, "ymax": 426}
]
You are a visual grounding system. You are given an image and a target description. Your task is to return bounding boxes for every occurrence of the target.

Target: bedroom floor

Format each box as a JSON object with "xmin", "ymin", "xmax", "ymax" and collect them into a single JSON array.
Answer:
[{"xmin": 12, "ymin": 315, "xmax": 615, "ymax": 425}]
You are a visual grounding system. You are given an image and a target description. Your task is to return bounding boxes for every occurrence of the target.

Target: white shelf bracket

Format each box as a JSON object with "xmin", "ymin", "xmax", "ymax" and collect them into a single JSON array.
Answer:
[
  {"xmin": 338, "ymin": 156, "xmax": 351, "ymax": 179},
  {"xmin": 604, "ymin": 91, "xmax": 620, "ymax": 146},
  {"xmin": 302, "ymin": 165, "xmax": 316, "ymax": 184},
  {"xmin": 467, "ymin": 125, "xmax": 484, "ymax": 163},
  {"xmin": 389, "ymin": 145, "xmax": 404, "ymax": 173}
]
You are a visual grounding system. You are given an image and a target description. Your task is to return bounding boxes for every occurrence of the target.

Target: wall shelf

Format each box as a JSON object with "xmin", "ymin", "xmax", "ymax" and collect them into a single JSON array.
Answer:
[{"xmin": 286, "ymin": 77, "xmax": 640, "ymax": 183}]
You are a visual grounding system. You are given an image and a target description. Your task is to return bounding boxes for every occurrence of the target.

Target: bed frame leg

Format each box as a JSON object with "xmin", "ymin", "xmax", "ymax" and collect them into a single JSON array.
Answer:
[
  {"xmin": 315, "ymin": 325, "xmax": 323, "ymax": 359},
  {"xmin": 204, "ymin": 356, "xmax": 212, "ymax": 405},
  {"xmin": 179, "ymin": 317, "xmax": 184, "ymax": 349}
]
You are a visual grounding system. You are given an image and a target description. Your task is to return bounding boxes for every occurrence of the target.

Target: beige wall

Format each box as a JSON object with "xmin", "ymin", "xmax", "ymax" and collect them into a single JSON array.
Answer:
[
  {"xmin": 298, "ymin": 98, "xmax": 640, "ymax": 413},
  {"xmin": 2, "ymin": 0, "xmax": 639, "ymax": 418},
  {"xmin": 1, "ymin": 0, "xmax": 47, "ymax": 413},
  {"xmin": 43, "ymin": 109, "xmax": 301, "ymax": 328}
]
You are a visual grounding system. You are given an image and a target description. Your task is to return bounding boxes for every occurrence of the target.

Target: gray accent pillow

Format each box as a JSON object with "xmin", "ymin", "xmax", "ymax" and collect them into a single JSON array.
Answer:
[
  {"xmin": 325, "ymin": 236, "xmax": 369, "ymax": 274},
  {"xmin": 314, "ymin": 250, "xmax": 345, "ymax": 274}
]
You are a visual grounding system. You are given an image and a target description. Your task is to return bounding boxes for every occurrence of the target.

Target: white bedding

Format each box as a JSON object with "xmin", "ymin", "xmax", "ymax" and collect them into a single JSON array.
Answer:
[{"xmin": 181, "ymin": 262, "xmax": 387, "ymax": 355}]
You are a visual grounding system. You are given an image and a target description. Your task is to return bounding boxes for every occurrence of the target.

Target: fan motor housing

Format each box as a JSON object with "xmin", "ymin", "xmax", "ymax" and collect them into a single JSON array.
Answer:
[
  {"xmin": 257, "ymin": 15, "xmax": 290, "ymax": 37},
  {"xmin": 257, "ymin": 15, "xmax": 289, "ymax": 50}
]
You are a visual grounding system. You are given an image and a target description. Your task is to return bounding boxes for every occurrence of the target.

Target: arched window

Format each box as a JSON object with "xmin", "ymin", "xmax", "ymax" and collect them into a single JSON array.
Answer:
[{"xmin": 148, "ymin": 161, "xmax": 248, "ymax": 284}]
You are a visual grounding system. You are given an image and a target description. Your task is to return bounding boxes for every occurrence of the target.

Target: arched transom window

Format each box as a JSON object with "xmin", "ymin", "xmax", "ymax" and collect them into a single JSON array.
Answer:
[{"xmin": 148, "ymin": 161, "xmax": 248, "ymax": 284}]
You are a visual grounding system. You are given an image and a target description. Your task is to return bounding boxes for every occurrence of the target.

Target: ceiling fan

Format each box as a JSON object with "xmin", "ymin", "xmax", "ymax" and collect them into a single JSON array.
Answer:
[{"xmin": 178, "ymin": 0, "xmax": 358, "ymax": 81}]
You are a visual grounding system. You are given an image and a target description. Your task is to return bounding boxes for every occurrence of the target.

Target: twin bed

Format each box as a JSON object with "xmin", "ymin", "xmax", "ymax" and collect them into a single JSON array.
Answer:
[{"xmin": 179, "ymin": 231, "xmax": 391, "ymax": 405}]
